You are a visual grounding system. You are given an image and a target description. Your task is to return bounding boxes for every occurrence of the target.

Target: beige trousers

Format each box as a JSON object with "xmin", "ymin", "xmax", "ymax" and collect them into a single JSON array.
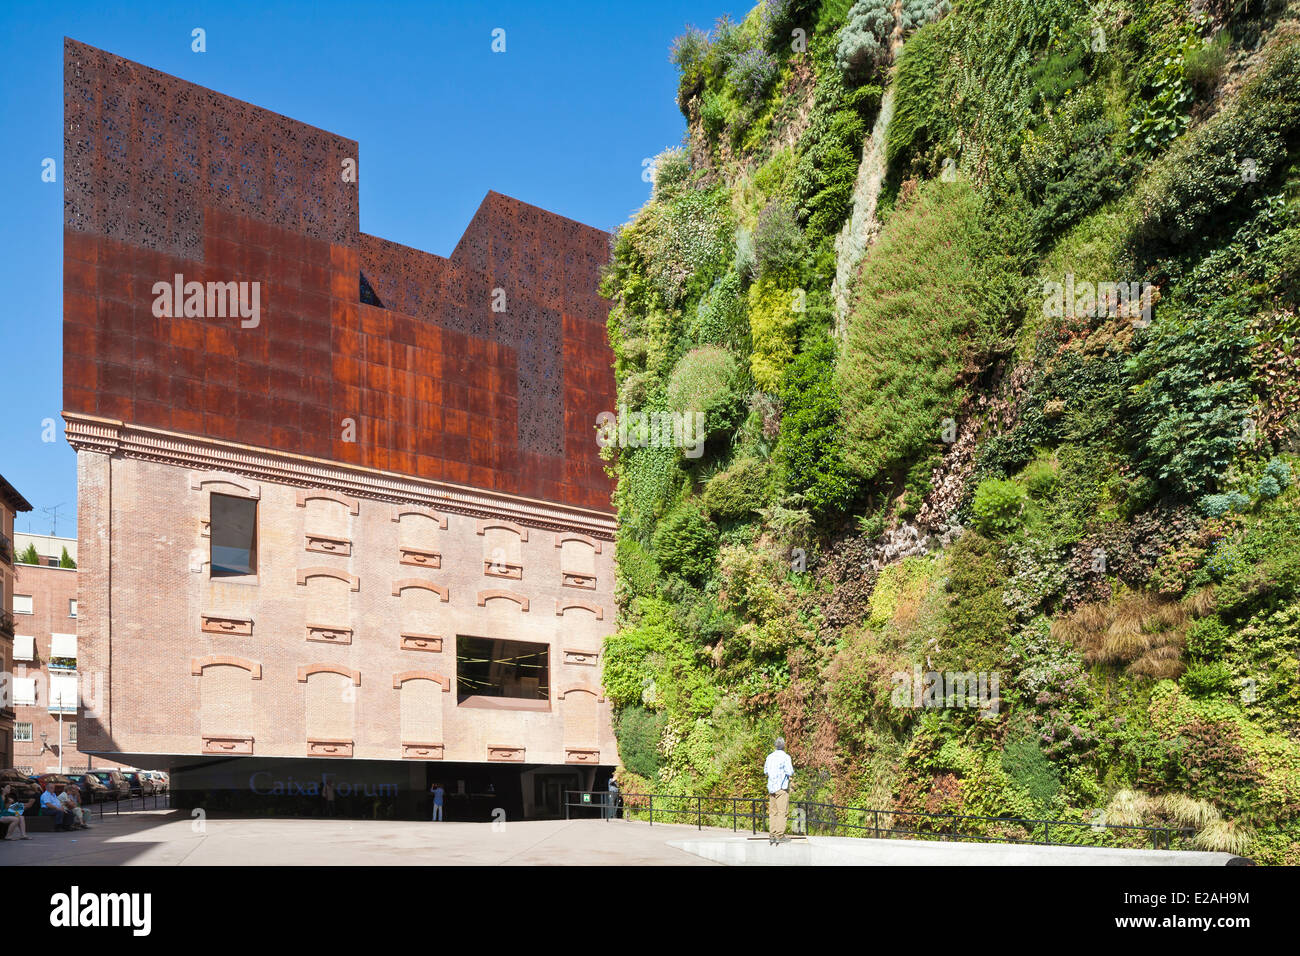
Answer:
[{"xmin": 768, "ymin": 789, "xmax": 789, "ymax": 838}]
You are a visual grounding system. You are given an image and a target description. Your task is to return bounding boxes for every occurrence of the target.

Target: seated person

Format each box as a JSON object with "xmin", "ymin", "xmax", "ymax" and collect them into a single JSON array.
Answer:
[
  {"xmin": 1, "ymin": 786, "xmax": 32, "ymax": 840},
  {"xmin": 39, "ymin": 784, "xmax": 71, "ymax": 831},
  {"xmin": 58, "ymin": 786, "xmax": 91, "ymax": 829}
]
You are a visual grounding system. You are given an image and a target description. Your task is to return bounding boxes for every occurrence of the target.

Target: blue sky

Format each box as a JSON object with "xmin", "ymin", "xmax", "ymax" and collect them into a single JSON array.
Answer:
[{"xmin": 0, "ymin": 0, "xmax": 744, "ymax": 534}]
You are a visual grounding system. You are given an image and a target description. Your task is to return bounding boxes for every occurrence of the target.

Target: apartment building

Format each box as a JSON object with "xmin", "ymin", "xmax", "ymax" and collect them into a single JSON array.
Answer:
[
  {"xmin": 0, "ymin": 474, "xmax": 34, "ymax": 769},
  {"xmin": 10, "ymin": 533, "xmax": 125, "ymax": 774},
  {"xmin": 62, "ymin": 41, "xmax": 619, "ymax": 818}
]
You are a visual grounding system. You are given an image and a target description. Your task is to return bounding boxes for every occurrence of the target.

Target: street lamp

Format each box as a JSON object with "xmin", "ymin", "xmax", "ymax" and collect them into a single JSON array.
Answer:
[{"xmin": 56, "ymin": 691, "xmax": 65, "ymax": 774}]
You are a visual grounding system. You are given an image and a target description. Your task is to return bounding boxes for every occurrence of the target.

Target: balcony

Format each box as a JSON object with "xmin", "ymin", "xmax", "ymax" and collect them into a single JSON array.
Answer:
[
  {"xmin": 0, "ymin": 611, "xmax": 14, "ymax": 638},
  {"xmin": 48, "ymin": 656, "xmax": 78, "ymax": 672},
  {"xmin": 0, "ymin": 532, "xmax": 12, "ymax": 566}
]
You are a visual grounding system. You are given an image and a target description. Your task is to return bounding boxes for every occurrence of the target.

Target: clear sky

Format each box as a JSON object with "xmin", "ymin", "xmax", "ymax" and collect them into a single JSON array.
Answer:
[{"xmin": 0, "ymin": 0, "xmax": 743, "ymax": 535}]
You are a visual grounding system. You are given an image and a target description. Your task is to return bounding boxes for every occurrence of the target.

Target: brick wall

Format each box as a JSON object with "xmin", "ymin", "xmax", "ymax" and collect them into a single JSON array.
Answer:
[
  {"xmin": 75, "ymin": 452, "xmax": 617, "ymax": 766},
  {"xmin": 11, "ymin": 562, "xmax": 127, "ymax": 772}
]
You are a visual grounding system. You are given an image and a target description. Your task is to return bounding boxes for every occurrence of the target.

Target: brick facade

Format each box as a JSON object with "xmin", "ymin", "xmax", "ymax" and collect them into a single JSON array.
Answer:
[
  {"xmin": 1, "ymin": 475, "xmax": 34, "ymax": 769},
  {"xmin": 10, "ymin": 557, "xmax": 127, "ymax": 773},
  {"xmin": 69, "ymin": 438, "xmax": 616, "ymax": 767}
]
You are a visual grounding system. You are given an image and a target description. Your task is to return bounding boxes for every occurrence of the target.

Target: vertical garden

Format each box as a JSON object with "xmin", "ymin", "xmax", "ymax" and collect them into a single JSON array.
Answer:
[{"xmin": 600, "ymin": 0, "xmax": 1300, "ymax": 862}]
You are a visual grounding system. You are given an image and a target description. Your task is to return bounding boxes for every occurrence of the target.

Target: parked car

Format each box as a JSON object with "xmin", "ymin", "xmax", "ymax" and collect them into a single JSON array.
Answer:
[
  {"xmin": 65, "ymin": 773, "xmax": 110, "ymax": 804},
  {"xmin": 32, "ymin": 772, "xmax": 74, "ymax": 796},
  {"xmin": 0, "ymin": 769, "xmax": 41, "ymax": 811},
  {"xmin": 121, "ymin": 771, "xmax": 157, "ymax": 797},
  {"xmin": 88, "ymin": 770, "xmax": 130, "ymax": 802},
  {"xmin": 146, "ymin": 771, "xmax": 168, "ymax": 793}
]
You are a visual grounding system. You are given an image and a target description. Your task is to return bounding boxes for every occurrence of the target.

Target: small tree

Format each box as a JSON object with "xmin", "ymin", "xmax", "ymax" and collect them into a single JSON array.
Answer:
[
  {"xmin": 59, "ymin": 547, "xmax": 76, "ymax": 569},
  {"xmin": 17, "ymin": 543, "xmax": 40, "ymax": 565}
]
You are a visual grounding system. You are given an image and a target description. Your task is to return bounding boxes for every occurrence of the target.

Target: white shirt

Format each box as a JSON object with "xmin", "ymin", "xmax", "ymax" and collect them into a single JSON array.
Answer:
[{"xmin": 764, "ymin": 750, "xmax": 794, "ymax": 793}]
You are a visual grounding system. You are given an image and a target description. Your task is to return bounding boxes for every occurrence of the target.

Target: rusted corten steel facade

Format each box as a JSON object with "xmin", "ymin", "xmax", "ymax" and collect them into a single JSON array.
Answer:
[
  {"xmin": 63, "ymin": 38, "xmax": 615, "ymax": 509},
  {"xmin": 62, "ymin": 40, "xmax": 619, "ymax": 802}
]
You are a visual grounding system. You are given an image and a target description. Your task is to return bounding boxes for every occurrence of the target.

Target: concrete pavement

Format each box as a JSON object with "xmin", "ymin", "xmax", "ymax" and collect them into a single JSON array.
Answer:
[
  {"xmin": 2, "ymin": 811, "xmax": 1243, "ymax": 865},
  {"xmin": 669, "ymin": 834, "xmax": 1243, "ymax": 866},
  {"xmin": 0, "ymin": 810, "xmax": 719, "ymax": 866}
]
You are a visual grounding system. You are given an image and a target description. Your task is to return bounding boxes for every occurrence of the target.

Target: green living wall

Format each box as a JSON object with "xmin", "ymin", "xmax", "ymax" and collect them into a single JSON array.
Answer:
[{"xmin": 600, "ymin": 0, "xmax": 1300, "ymax": 862}]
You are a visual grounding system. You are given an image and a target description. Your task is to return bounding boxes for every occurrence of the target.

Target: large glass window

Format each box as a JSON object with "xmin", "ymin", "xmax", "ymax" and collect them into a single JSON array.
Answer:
[
  {"xmin": 211, "ymin": 494, "xmax": 257, "ymax": 577},
  {"xmin": 456, "ymin": 635, "xmax": 549, "ymax": 704}
]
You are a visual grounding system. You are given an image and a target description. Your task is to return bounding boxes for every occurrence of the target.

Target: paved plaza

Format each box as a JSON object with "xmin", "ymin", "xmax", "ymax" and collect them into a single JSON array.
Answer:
[
  {"xmin": 0, "ymin": 811, "xmax": 719, "ymax": 866},
  {"xmin": 1, "ymin": 810, "xmax": 1244, "ymax": 865}
]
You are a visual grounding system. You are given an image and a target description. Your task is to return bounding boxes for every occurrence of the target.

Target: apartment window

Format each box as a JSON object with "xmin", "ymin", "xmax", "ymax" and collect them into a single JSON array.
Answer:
[
  {"xmin": 211, "ymin": 494, "xmax": 258, "ymax": 578},
  {"xmin": 12, "ymin": 677, "xmax": 36, "ymax": 706},
  {"xmin": 69, "ymin": 598, "xmax": 77, "ymax": 618},
  {"xmin": 13, "ymin": 634, "xmax": 35, "ymax": 661},
  {"xmin": 456, "ymin": 635, "xmax": 549, "ymax": 705},
  {"xmin": 13, "ymin": 593, "xmax": 33, "ymax": 614},
  {"xmin": 14, "ymin": 723, "xmax": 33, "ymax": 743},
  {"xmin": 68, "ymin": 723, "xmax": 77, "ymax": 744},
  {"xmin": 48, "ymin": 674, "xmax": 77, "ymax": 712}
]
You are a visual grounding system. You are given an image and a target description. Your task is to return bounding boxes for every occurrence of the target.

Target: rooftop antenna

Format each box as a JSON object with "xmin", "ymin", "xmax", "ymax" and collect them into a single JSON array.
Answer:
[{"xmin": 42, "ymin": 502, "xmax": 67, "ymax": 537}]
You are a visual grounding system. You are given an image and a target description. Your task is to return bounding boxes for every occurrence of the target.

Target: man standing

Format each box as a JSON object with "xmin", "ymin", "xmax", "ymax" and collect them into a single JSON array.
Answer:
[
  {"xmin": 429, "ymin": 782, "xmax": 444, "ymax": 821},
  {"xmin": 764, "ymin": 737, "xmax": 794, "ymax": 845},
  {"xmin": 605, "ymin": 775, "xmax": 620, "ymax": 820}
]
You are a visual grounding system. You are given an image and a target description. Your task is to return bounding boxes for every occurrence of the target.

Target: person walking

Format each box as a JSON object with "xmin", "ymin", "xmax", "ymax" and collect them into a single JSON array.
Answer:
[
  {"xmin": 429, "ymin": 783, "xmax": 444, "ymax": 821},
  {"xmin": 764, "ymin": 737, "xmax": 794, "ymax": 845}
]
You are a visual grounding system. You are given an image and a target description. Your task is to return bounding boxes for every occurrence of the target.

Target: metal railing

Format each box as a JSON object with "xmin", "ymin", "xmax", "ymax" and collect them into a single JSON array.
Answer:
[
  {"xmin": 90, "ymin": 790, "xmax": 171, "ymax": 817},
  {"xmin": 564, "ymin": 791, "xmax": 1195, "ymax": 850}
]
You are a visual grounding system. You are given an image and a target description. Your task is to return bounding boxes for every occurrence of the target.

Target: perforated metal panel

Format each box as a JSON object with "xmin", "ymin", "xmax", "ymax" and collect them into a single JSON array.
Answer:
[{"xmin": 63, "ymin": 39, "xmax": 615, "ymax": 511}]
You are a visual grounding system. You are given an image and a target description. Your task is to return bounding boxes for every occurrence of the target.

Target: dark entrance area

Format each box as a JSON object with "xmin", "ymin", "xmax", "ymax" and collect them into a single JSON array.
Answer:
[{"xmin": 164, "ymin": 757, "xmax": 603, "ymax": 821}]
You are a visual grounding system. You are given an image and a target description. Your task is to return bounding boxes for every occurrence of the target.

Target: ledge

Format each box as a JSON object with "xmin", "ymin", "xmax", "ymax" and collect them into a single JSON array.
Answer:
[{"xmin": 64, "ymin": 413, "xmax": 615, "ymax": 538}]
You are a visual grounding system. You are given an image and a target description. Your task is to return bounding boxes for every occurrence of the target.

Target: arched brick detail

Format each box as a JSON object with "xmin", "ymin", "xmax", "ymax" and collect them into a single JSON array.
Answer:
[
  {"xmin": 298, "ymin": 567, "xmax": 360, "ymax": 591},
  {"xmin": 392, "ymin": 671, "xmax": 452, "ymax": 692},
  {"xmin": 392, "ymin": 579, "xmax": 449, "ymax": 601},
  {"xmin": 556, "ymin": 598, "xmax": 603, "ymax": 620},
  {"xmin": 297, "ymin": 663, "xmax": 361, "ymax": 686},
  {"xmin": 477, "ymin": 589, "xmax": 529, "ymax": 611},
  {"xmin": 190, "ymin": 472, "xmax": 260, "ymax": 498},
  {"xmin": 296, "ymin": 489, "xmax": 359, "ymax": 514},
  {"xmin": 558, "ymin": 684, "xmax": 603, "ymax": 702},
  {"xmin": 476, "ymin": 519, "xmax": 529, "ymax": 542},
  {"xmin": 391, "ymin": 507, "xmax": 448, "ymax": 529},
  {"xmin": 554, "ymin": 532, "xmax": 602, "ymax": 554},
  {"xmin": 191, "ymin": 655, "xmax": 262, "ymax": 679}
]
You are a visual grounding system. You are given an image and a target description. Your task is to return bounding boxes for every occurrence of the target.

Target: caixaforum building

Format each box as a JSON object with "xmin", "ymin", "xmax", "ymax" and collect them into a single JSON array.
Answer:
[{"xmin": 62, "ymin": 40, "xmax": 618, "ymax": 818}]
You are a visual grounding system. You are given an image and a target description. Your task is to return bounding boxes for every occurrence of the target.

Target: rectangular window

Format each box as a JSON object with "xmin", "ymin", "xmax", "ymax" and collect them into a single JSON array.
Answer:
[
  {"xmin": 69, "ymin": 598, "xmax": 77, "ymax": 618},
  {"xmin": 12, "ymin": 677, "xmax": 36, "ymax": 706},
  {"xmin": 456, "ymin": 635, "xmax": 549, "ymax": 707},
  {"xmin": 48, "ymin": 674, "xmax": 78, "ymax": 712},
  {"xmin": 210, "ymin": 494, "xmax": 257, "ymax": 578},
  {"xmin": 14, "ymin": 723, "xmax": 33, "ymax": 743},
  {"xmin": 68, "ymin": 723, "xmax": 77, "ymax": 744},
  {"xmin": 13, "ymin": 593, "xmax": 33, "ymax": 614}
]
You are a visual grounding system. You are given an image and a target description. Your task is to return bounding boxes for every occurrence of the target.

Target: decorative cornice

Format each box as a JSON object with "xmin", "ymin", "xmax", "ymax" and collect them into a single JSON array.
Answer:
[{"xmin": 63, "ymin": 412, "xmax": 616, "ymax": 539}]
